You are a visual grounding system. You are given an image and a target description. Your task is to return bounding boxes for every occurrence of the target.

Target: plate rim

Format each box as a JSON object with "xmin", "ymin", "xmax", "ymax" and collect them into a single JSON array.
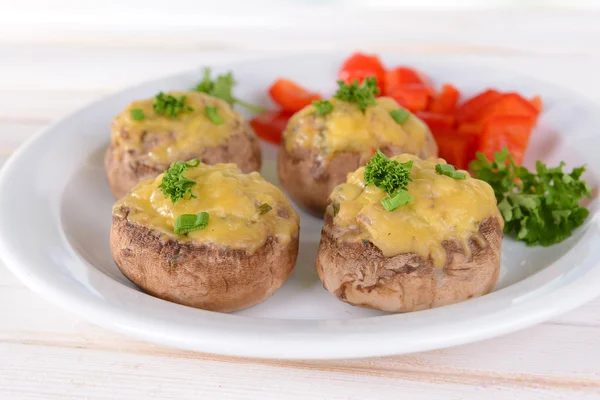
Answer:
[{"xmin": 1, "ymin": 53, "xmax": 600, "ymax": 359}]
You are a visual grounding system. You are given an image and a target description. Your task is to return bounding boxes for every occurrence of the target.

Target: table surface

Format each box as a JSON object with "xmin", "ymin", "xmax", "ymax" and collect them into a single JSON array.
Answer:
[{"xmin": 2, "ymin": 8, "xmax": 600, "ymax": 400}]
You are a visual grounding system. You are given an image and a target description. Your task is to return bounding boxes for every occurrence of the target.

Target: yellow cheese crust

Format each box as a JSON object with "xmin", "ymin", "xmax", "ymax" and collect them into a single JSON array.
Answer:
[
  {"xmin": 113, "ymin": 163, "xmax": 300, "ymax": 254},
  {"xmin": 283, "ymin": 97, "xmax": 433, "ymax": 158},
  {"xmin": 110, "ymin": 91, "xmax": 244, "ymax": 164},
  {"xmin": 328, "ymin": 154, "xmax": 503, "ymax": 267}
]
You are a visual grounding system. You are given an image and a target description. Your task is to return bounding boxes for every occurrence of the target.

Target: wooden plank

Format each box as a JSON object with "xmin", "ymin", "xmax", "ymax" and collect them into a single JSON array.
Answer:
[
  {"xmin": 0, "ymin": 342, "xmax": 598, "ymax": 400},
  {"xmin": 1, "ymin": 282, "xmax": 600, "ymax": 386}
]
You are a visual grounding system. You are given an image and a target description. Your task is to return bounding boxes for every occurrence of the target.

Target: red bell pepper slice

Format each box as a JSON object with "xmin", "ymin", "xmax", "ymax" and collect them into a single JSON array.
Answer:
[
  {"xmin": 415, "ymin": 111, "xmax": 455, "ymax": 133},
  {"xmin": 250, "ymin": 110, "xmax": 293, "ymax": 145},
  {"xmin": 457, "ymin": 123, "xmax": 483, "ymax": 137},
  {"xmin": 268, "ymin": 79, "xmax": 321, "ymax": 113},
  {"xmin": 428, "ymin": 84, "xmax": 460, "ymax": 114},
  {"xmin": 387, "ymin": 84, "xmax": 431, "ymax": 112},
  {"xmin": 432, "ymin": 128, "xmax": 476, "ymax": 171},
  {"xmin": 476, "ymin": 93, "xmax": 539, "ymax": 123},
  {"xmin": 455, "ymin": 89, "xmax": 502, "ymax": 123},
  {"xmin": 338, "ymin": 52, "xmax": 386, "ymax": 92},
  {"xmin": 530, "ymin": 95, "xmax": 543, "ymax": 114},
  {"xmin": 384, "ymin": 67, "xmax": 431, "ymax": 94},
  {"xmin": 477, "ymin": 115, "xmax": 535, "ymax": 165}
]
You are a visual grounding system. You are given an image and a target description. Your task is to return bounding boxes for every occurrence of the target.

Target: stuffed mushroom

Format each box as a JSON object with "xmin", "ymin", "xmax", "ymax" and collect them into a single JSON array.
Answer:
[
  {"xmin": 317, "ymin": 153, "xmax": 503, "ymax": 312},
  {"xmin": 110, "ymin": 161, "xmax": 299, "ymax": 312},
  {"xmin": 105, "ymin": 91, "xmax": 261, "ymax": 199},
  {"xmin": 278, "ymin": 90, "xmax": 437, "ymax": 216}
]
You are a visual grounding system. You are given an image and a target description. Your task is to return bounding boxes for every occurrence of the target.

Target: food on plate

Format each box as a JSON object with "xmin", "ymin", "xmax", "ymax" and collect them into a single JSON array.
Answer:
[
  {"xmin": 277, "ymin": 78, "xmax": 438, "ymax": 216},
  {"xmin": 252, "ymin": 52, "xmax": 543, "ymax": 170},
  {"xmin": 110, "ymin": 160, "xmax": 299, "ymax": 312},
  {"xmin": 470, "ymin": 148, "xmax": 591, "ymax": 246},
  {"xmin": 194, "ymin": 68, "xmax": 266, "ymax": 113},
  {"xmin": 317, "ymin": 152, "xmax": 503, "ymax": 312},
  {"xmin": 104, "ymin": 91, "xmax": 261, "ymax": 198}
]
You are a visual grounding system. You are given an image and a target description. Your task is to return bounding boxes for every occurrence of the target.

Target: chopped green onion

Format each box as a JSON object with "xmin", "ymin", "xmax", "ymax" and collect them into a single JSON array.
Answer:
[
  {"xmin": 380, "ymin": 190, "xmax": 413, "ymax": 212},
  {"xmin": 435, "ymin": 163, "xmax": 467, "ymax": 180},
  {"xmin": 205, "ymin": 105, "xmax": 224, "ymax": 125},
  {"xmin": 174, "ymin": 212, "xmax": 209, "ymax": 235},
  {"xmin": 130, "ymin": 108, "xmax": 146, "ymax": 121},
  {"xmin": 313, "ymin": 100, "xmax": 333, "ymax": 116},
  {"xmin": 332, "ymin": 202, "xmax": 340, "ymax": 217},
  {"xmin": 390, "ymin": 108, "xmax": 410, "ymax": 124},
  {"xmin": 257, "ymin": 203, "xmax": 272, "ymax": 215}
]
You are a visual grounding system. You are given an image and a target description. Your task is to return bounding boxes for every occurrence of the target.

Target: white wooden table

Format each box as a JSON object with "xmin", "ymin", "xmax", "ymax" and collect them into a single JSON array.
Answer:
[{"xmin": 1, "ymin": 7, "xmax": 600, "ymax": 399}]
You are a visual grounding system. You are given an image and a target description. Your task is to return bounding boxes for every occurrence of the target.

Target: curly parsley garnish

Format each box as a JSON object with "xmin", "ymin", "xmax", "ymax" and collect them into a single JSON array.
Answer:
[
  {"xmin": 159, "ymin": 159, "xmax": 200, "ymax": 203},
  {"xmin": 194, "ymin": 68, "xmax": 265, "ymax": 113},
  {"xmin": 364, "ymin": 150, "xmax": 414, "ymax": 212},
  {"xmin": 470, "ymin": 148, "xmax": 591, "ymax": 246},
  {"xmin": 313, "ymin": 100, "xmax": 333, "ymax": 116},
  {"xmin": 334, "ymin": 77, "xmax": 380, "ymax": 111},
  {"xmin": 174, "ymin": 212, "xmax": 209, "ymax": 235},
  {"xmin": 435, "ymin": 163, "xmax": 466, "ymax": 180},
  {"xmin": 153, "ymin": 92, "xmax": 193, "ymax": 119}
]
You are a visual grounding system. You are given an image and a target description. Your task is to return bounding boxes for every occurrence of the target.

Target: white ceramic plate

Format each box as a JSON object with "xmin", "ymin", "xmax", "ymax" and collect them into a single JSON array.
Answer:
[{"xmin": 1, "ymin": 54, "xmax": 599, "ymax": 360}]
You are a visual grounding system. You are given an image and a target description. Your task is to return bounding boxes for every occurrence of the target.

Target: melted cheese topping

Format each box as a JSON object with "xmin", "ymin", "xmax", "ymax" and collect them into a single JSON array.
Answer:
[
  {"xmin": 329, "ymin": 155, "xmax": 503, "ymax": 267},
  {"xmin": 283, "ymin": 97, "xmax": 435, "ymax": 158},
  {"xmin": 111, "ymin": 91, "xmax": 244, "ymax": 164},
  {"xmin": 113, "ymin": 163, "xmax": 300, "ymax": 254}
]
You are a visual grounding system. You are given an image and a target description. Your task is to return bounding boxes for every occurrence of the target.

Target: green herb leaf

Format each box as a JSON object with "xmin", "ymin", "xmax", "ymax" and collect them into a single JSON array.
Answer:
[
  {"xmin": 332, "ymin": 202, "xmax": 340, "ymax": 217},
  {"xmin": 364, "ymin": 150, "xmax": 413, "ymax": 195},
  {"xmin": 153, "ymin": 92, "xmax": 193, "ymax": 119},
  {"xmin": 435, "ymin": 163, "xmax": 467, "ymax": 180},
  {"xmin": 130, "ymin": 108, "xmax": 146, "ymax": 121},
  {"xmin": 174, "ymin": 212, "xmax": 209, "ymax": 235},
  {"xmin": 313, "ymin": 100, "xmax": 333, "ymax": 116},
  {"xmin": 334, "ymin": 77, "xmax": 380, "ymax": 111},
  {"xmin": 470, "ymin": 147, "xmax": 591, "ymax": 246},
  {"xmin": 158, "ymin": 159, "xmax": 200, "ymax": 203},
  {"xmin": 390, "ymin": 108, "xmax": 410, "ymax": 124},
  {"xmin": 381, "ymin": 191, "xmax": 413, "ymax": 212},
  {"xmin": 257, "ymin": 203, "xmax": 272, "ymax": 215},
  {"xmin": 205, "ymin": 105, "xmax": 224, "ymax": 125},
  {"xmin": 194, "ymin": 68, "xmax": 266, "ymax": 113}
]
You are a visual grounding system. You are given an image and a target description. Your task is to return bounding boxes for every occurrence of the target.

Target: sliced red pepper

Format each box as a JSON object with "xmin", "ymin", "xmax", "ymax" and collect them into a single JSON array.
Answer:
[
  {"xmin": 432, "ymin": 128, "xmax": 477, "ymax": 171},
  {"xmin": 268, "ymin": 79, "xmax": 321, "ymax": 113},
  {"xmin": 428, "ymin": 84, "xmax": 460, "ymax": 114},
  {"xmin": 457, "ymin": 123, "xmax": 483, "ymax": 137},
  {"xmin": 387, "ymin": 84, "xmax": 431, "ymax": 112},
  {"xmin": 250, "ymin": 110, "xmax": 293, "ymax": 145},
  {"xmin": 477, "ymin": 115, "xmax": 535, "ymax": 165},
  {"xmin": 456, "ymin": 89, "xmax": 502, "ymax": 123},
  {"xmin": 338, "ymin": 52, "xmax": 386, "ymax": 92},
  {"xmin": 530, "ymin": 95, "xmax": 543, "ymax": 114},
  {"xmin": 384, "ymin": 67, "xmax": 431, "ymax": 94},
  {"xmin": 476, "ymin": 93, "xmax": 539, "ymax": 123},
  {"xmin": 415, "ymin": 111, "xmax": 455, "ymax": 134}
]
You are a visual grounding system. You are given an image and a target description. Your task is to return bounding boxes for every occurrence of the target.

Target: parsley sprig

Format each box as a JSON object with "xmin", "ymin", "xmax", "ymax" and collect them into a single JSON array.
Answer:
[
  {"xmin": 335, "ymin": 77, "xmax": 380, "ymax": 111},
  {"xmin": 313, "ymin": 100, "xmax": 333, "ymax": 116},
  {"xmin": 194, "ymin": 68, "xmax": 265, "ymax": 113},
  {"xmin": 153, "ymin": 92, "xmax": 193, "ymax": 119},
  {"xmin": 364, "ymin": 150, "xmax": 414, "ymax": 211},
  {"xmin": 159, "ymin": 159, "xmax": 200, "ymax": 203},
  {"xmin": 470, "ymin": 148, "xmax": 591, "ymax": 246}
]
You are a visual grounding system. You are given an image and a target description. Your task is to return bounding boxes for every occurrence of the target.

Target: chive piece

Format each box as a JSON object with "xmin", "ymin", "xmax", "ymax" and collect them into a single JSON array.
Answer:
[
  {"xmin": 380, "ymin": 190, "xmax": 413, "ymax": 212},
  {"xmin": 390, "ymin": 108, "xmax": 410, "ymax": 124},
  {"xmin": 435, "ymin": 163, "xmax": 467, "ymax": 180},
  {"xmin": 313, "ymin": 100, "xmax": 333, "ymax": 116},
  {"xmin": 332, "ymin": 202, "xmax": 340, "ymax": 217},
  {"xmin": 130, "ymin": 108, "xmax": 146, "ymax": 121},
  {"xmin": 205, "ymin": 105, "xmax": 224, "ymax": 125},
  {"xmin": 174, "ymin": 212, "xmax": 209, "ymax": 235},
  {"xmin": 257, "ymin": 203, "xmax": 272, "ymax": 215}
]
